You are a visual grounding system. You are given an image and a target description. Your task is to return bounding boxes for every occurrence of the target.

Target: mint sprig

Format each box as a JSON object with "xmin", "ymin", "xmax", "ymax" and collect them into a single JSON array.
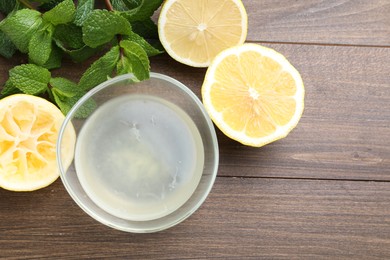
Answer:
[
  {"xmin": 0, "ymin": 9, "xmax": 43, "ymax": 53},
  {"xmin": 0, "ymin": 31, "xmax": 16, "ymax": 58},
  {"xmin": 0, "ymin": 0, "xmax": 17, "ymax": 15},
  {"xmin": 9, "ymin": 64, "xmax": 51, "ymax": 95},
  {"xmin": 74, "ymin": 0, "xmax": 94, "ymax": 26},
  {"xmin": 82, "ymin": 9, "xmax": 131, "ymax": 48},
  {"xmin": 42, "ymin": 0, "xmax": 76, "ymax": 26},
  {"xmin": 28, "ymin": 25, "xmax": 54, "ymax": 65},
  {"xmin": 78, "ymin": 45, "xmax": 120, "ymax": 91},
  {"xmin": 119, "ymin": 40, "xmax": 149, "ymax": 81},
  {"xmin": 0, "ymin": 0, "xmax": 164, "ymax": 115}
]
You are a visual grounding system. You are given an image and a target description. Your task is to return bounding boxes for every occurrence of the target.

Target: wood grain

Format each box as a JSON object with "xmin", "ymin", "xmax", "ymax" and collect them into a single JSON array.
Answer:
[
  {"xmin": 0, "ymin": 178, "xmax": 389, "ymax": 259},
  {"xmin": 244, "ymin": 0, "xmax": 390, "ymax": 46}
]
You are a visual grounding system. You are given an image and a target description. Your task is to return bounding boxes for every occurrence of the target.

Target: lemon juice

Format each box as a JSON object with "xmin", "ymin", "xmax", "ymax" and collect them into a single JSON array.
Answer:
[{"xmin": 74, "ymin": 94, "xmax": 204, "ymax": 221}]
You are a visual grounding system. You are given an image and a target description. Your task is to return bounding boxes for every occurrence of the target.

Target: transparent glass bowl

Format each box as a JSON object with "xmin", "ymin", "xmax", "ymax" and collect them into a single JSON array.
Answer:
[{"xmin": 56, "ymin": 73, "xmax": 219, "ymax": 233}]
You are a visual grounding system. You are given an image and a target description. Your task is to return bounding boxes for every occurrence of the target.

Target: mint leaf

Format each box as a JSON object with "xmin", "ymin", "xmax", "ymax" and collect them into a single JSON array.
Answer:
[
  {"xmin": 66, "ymin": 45, "xmax": 98, "ymax": 63},
  {"xmin": 39, "ymin": 0, "xmax": 65, "ymax": 11},
  {"xmin": 74, "ymin": 0, "xmax": 95, "ymax": 26},
  {"xmin": 82, "ymin": 10, "xmax": 132, "ymax": 48},
  {"xmin": 52, "ymin": 90, "xmax": 96, "ymax": 117},
  {"xmin": 1, "ymin": 79, "xmax": 21, "ymax": 98},
  {"xmin": 116, "ymin": 55, "xmax": 132, "ymax": 76},
  {"xmin": 119, "ymin": 40, "xmax": 149, "ymax": 81},
  {"xmin": 53, "ymin": 30, "xmax": 98, "ymax": 63},
  {"xmin": 131, "ymin": 18, "xmax": 158, "ymax": 39},
  {"xmin": 111, "ymin": 0, "xmax": 129, "ymax": 11},
  {"xmin": 33, "ymin": 0, "xmax": 54, "ymax": 3},
  {"xmin": 123, "ymin": 31, "xmax": 162, "ymax": 57},
  {"xmin": 121, "ymin": 0, "xmax": 163, "ymax": 22},
  {"xmin": 121, "ymin": 0, "xmax": 141, "ymax": 9},
  {"xmin": 73, "ymin": 95, "xmax": 96, "ymax": 118},
  {"xmin": 51, "ymin": 88, "xmax": 75, "ymax": 115},
  {"xmin": 28, "ymin": 26, "xmax": 53, "ymax": 66},
  {"xmin": 78, "ymin": 45, "xmax": 120, "ymax": 91},
  {"xmin": 69, "ymin": 46, "xmax": 98, "ymax": 63},
  {"xmin": 42, "ymin": 0, "xmax": 76, "ymax": 25},
  {"xmin": 0, "ymin": 31, "xmax": 17, "ymax": 58},
  {"xmin": 9, "ymin": 64, "xmax": 51, "ymax": 95},
  {"xmin": 50, "ymin": 77, "xmax": 78, "ymax": 97},
  {"xmin": 42, "ymin": 44, "xmax": 62, "ymax": 69},
  {"xmin": 52, "ymin": 90, "xmax": 74, "ymax": 115},
  {"xmin": 53, "ymin": 23, "xmax": 100, "ymax": 62},
  {"xmin": 53, "ymin": 23, "xmax": 84, "ymax": 50},
  {"xmin": 0, "ymin": 0, "xmax": 16, "ymax": 15},
  {"xmin": 0, "ymin": 9, "xmax": 43, "ymax": 53}
]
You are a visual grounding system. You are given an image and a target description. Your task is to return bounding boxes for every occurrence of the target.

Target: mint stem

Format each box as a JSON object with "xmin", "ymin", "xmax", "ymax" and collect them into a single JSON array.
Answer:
[
  {"xmin": 17, "ymin": 0, "xmax": 35, "ymax": 9},
  {"xmin": 103, "ymin": 0, "xmax": 125, "ymax": 58},
  {"xmin": 46, "ymin": 87, "xmax": 55, "ymax": 103},
  {"xmin": 104, "ymin": 0, "xmax": 114, "ymax": 11}
]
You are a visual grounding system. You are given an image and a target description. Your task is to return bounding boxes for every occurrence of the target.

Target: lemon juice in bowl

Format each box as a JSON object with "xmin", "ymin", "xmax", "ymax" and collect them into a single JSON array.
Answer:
[
  {"xmin": 74, "ymin": 94, "xmax": 205, "ymax": 221},
  {"xmin": 57, "ymin": 73, "xmax": 219, "ymax": 232}
]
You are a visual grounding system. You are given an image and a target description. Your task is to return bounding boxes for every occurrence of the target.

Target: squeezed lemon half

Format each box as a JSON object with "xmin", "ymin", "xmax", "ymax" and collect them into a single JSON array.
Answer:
[{"xmin": 0, "ymin": 94, "xmax": 75, "ymax": 191}]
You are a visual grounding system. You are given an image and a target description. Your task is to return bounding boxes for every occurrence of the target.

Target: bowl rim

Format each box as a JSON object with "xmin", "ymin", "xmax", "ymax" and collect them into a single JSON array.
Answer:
[{"xmin": 56, "ymin": 72, "xmax": 219, "ymax": 233}]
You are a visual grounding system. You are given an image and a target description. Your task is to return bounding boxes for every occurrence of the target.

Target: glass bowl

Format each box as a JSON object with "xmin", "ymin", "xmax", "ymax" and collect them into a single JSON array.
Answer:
[{"xmin": 56, "ymin": 73, "xmax": 219, "ymax": 233}]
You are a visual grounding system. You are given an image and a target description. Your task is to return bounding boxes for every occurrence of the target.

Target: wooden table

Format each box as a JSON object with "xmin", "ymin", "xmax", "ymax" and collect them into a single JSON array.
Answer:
[{"xmin": 1, "ymin": 0, "xmax": 389, "ymax": 258}]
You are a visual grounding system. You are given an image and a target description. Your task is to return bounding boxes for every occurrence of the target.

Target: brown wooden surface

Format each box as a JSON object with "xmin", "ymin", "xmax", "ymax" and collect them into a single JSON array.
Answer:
[{"xmin": 1, "ymin": 0, "xmax": 390, "ymax": 259}]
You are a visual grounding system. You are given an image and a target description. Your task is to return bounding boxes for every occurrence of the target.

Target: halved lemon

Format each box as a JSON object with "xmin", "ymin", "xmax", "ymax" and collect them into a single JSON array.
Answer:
[
  {"xmin": 158, "ymin": 0, "xmax": 248, "ymax": 67},
  {"xmin": 202, "ymin": 44, "xmax": 305, "ymax": 147},
  {"xmin": 0, "ymin": 94, "xmax": 75, "ymax": 191}
]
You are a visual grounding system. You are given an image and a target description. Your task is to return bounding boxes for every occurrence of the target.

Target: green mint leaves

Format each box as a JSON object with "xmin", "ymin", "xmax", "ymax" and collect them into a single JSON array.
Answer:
[
  {"xmin": 82, "ymin": 10, "xmax": 131, "ymax": 48},
  {"xmin": 121, "ymin": 0, "xmax": 163, "ymax": 22},
  {"xmin": 74, "ymin": 0, "xmax": 95, "ymax": 26},
  {"xmin": 123, "ymin": 31, "xmax": 162, "ymax": 57},
  {"xmin": 42, "ymin": 0, "xmax": 76, "ymax": 26},
  {"xmin": 119, "ymin": 40, "xmax": 149, "ymax": 80},
  {"xmin": 78, "ymin": 46, "xmax": 120, "ymax": 91},
  {"xmin": 0, "ymin": 0, "xmax": 164, "ymax": 115},
  {"xmin": 0, "ymin": 9, "xmax": 43, "ymax": 53},
  {"xmin": 28, "ymin": 25, "xmax": 54, "ymax": 66},
  {"xmin": 0, "ymin": 0, "xmax": 16, "ymax": 15},
  {"xmin": 0, "ymin": 31, "xmax": 16, "ymax": 58},
  {"xmin": 50, "ymin": 77, "xmax": 78, "ymax": 98},
  {"xmin": 9, "ymin": 64, "xmax": 51, "ymax": 95},
  {"xmin": 50, "ymin": 77, "xmax": 93, "ymax": 117}
]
